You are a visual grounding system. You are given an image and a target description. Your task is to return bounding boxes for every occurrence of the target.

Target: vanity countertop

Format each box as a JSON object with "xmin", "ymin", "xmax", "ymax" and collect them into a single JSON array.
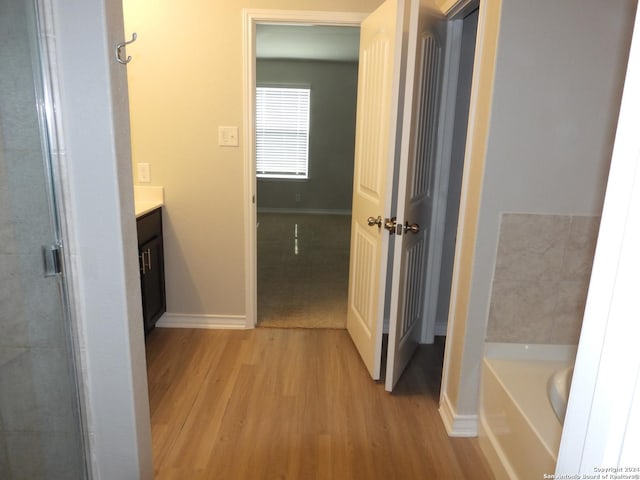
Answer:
[
  {"xmin": 134, "ymin": 186, "xmax": 164, "ymax": 218},
  {"xmin": 135, "ymin": 201, "xmax": 163, "ymax": 218}
]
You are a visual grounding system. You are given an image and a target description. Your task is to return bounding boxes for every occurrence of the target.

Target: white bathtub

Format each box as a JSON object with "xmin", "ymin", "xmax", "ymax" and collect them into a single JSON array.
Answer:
[
  {"xmin": 547, "ymin": 365, "xmax": 574, "ymax": 423},
  {"xmin": 479, "ymin": 343, "xmax": 577, "ymax": 480}
]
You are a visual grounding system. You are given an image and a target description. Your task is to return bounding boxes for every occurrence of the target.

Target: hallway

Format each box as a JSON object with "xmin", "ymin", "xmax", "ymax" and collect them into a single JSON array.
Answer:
[{"xmin": 146, "ymin": 328, "xmax": 493, "ymax": 479}]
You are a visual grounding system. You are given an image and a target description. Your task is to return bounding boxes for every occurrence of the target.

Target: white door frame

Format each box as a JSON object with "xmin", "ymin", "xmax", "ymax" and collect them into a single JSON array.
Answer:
[
  {"xmin": 419, "ymin": 12, "xmax": 462, "ymax": 343},
  {"xmin": 414, "ymin": 0, "xmax": 479, "ymax": 344},
  {"xmin": 242, "ymin": 9, "xmax": 367, "ymax": 328}
]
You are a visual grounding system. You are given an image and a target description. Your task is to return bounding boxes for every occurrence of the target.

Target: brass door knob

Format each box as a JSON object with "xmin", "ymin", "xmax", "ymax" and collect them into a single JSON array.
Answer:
[
  {"xmin": 384, "ymin": 217, "xmax": 397, "ymax": 233},
  {"xmin": 403, "ymin": 222, "xmax": 420, "ymax": 234},
  {"xmin": 367, "ymin": 216, "xmax": 382, "ymax": 227}
]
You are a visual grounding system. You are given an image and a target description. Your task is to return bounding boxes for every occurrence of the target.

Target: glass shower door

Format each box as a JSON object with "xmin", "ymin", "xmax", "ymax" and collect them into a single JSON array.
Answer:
[{"xmin": 0, "ymin": 0, "xmax": 87, "ymax": 478}]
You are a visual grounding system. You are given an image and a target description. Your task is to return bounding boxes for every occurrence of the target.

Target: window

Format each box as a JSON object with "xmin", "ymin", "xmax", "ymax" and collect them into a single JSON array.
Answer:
[{"xmin": 256, "ymin": 86, "xmax": 310, "ymax": 179}]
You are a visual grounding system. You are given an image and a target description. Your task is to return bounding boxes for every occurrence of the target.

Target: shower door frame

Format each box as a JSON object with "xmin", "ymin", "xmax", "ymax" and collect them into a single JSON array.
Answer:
[{"xmin": 1, "ymin": 0, "xmax": 91, "ymax": 476}]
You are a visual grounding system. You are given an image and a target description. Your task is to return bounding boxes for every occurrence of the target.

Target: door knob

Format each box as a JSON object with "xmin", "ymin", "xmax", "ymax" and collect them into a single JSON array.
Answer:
[
  {"xmin": 384, "ymin": 217, "xmax": 397, "ymax": 233},
  {"xmin": 403, "ymin": 222, "xmax": 420, "ymax": 234},
  {"xmin": 367, "ymin": 216, "xmax": 382, "ymax": 228}
]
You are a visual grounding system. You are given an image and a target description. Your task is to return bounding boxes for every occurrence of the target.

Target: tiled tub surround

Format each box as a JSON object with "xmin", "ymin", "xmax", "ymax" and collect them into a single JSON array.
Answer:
[{"xmin": 486, "ymin": 213, "xmax": 600, "ymax": 345}]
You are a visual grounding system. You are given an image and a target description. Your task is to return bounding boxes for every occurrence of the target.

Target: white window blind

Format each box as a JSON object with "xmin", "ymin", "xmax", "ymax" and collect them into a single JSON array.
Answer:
[{"xmin": 256, "ymin": 86, "xmax": 310, "ymax": 179}]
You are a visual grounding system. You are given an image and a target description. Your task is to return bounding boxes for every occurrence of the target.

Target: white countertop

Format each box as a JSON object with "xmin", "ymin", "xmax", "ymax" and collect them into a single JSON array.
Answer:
[
  {"xmin": 135, "ymin": 201, "xmax": 163, "ymax": 218},
  {"xmin": 134, "ymin": 186, "xmax": 164, "ymax": 218}
]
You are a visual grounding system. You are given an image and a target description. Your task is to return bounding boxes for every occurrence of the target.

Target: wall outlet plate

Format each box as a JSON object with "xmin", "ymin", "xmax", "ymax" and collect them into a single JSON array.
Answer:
[
  {"xmin": 218, "ymin": 126, "xmax": 239, "ymax": 147},
  {"xmin": 137, "ymin": 162, "xmax": 150, "ymax": 183}
]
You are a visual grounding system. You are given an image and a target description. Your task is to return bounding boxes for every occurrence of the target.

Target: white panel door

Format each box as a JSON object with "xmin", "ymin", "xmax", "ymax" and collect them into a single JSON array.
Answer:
[
  {"xmin": 385, "ymin": 6, "xmax": 446, "ymax": 391},
  {"xmin": 347, "ymin": 0, "xmax": 411, "ymax": 379}
]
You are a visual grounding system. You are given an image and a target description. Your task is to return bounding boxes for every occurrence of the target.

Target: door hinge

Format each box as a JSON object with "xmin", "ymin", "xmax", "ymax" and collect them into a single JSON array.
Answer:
[{"xmin": 43, "ymin": 243, "xmax": 63, "ymax": 277}]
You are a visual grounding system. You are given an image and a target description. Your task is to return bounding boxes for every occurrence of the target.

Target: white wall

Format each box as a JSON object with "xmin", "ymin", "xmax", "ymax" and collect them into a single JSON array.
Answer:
[{"xmin": 49, "ymin": 0, "xmax": 152, "ymax": 477}]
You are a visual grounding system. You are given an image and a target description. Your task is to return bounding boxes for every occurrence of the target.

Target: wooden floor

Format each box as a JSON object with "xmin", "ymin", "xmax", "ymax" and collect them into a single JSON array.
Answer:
[{"xmin": 146, "ymin": 328, "xmax": 494, "ymax": 479}]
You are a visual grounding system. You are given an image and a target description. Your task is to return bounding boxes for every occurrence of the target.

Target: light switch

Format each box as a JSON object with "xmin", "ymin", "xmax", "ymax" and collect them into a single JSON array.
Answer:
[
  {"xmin": 137, "ymin": 163, "xmax": 150, "ymax": 183},
  {"xmin": 218, "ymin": 126, "xmax": 239, "ymax": 147}
]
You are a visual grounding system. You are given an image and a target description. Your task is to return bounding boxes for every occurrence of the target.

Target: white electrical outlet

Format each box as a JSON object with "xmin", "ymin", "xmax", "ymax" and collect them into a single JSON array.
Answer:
[
  {"xmin": 218, "ymin": 126, "xmax": 239, "ymax": 147},
  {"xmin": 137, "ymin": 163, "xmax": 150, "ymax": 183}
]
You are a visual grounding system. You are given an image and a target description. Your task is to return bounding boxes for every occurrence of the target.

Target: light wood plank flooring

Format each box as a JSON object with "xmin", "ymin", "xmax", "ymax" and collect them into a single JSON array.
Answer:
[{"xmin": 146, "ymin": 328, "xmax": 493, "ymax": 479}]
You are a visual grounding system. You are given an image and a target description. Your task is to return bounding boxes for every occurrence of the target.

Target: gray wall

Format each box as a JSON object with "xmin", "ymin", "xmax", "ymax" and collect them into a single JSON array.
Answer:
[
  {"xmin": 256, "ymin": 59, "xmax": 358, "ymax": 212},
  {"xmin": 475, "ymin": 0, "xmax": 636, "ymax": 345},
  {"xmin": 450, "ymin": 0, "xmax": 636, "ymax": 419}
]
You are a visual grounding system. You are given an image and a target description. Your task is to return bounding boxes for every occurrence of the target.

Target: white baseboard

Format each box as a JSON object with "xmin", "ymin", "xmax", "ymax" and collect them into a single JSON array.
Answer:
[
  {"xmin": 156, "ymin": 313, "xmax": 248, "ymax": 329},
  {"xmin": 257, "ymin": 207, "xmax": 352, "ymax": 216},
  {"xmin": 435, "ymin": 321, "xmax": 448, "ymax": 336},
  {"xmin": 438, "ymin": 393, "xmax": 478, "ymax": 437}
]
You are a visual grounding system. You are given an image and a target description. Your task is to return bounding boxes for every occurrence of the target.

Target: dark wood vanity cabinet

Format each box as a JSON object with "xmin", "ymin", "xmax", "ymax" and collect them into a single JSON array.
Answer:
[{"xmin": 136, "ymin": 207, "xmax": 166, "ymax": 334}]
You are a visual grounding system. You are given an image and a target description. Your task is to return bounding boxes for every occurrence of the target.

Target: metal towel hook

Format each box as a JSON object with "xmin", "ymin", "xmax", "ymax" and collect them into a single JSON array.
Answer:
[{"xmin": 116, "ymin": 32, "xmax": 137, "ymax": 64}]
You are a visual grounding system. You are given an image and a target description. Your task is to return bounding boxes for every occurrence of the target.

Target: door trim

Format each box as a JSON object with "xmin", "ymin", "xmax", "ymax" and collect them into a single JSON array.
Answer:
[
  {"xmin": 440, "ymin": 0, "xmax": 501, "ymax": 435},
  {"xmin": 442, "ymin": 0, "xmax": 480, "ymax": 18},
  {"xmin": 242, "ymin": 9, "xmax": 367, "ymax": 328},
  {"xmin": 419, "ymin": 16, "xmax": 463, "ymax": 344}
]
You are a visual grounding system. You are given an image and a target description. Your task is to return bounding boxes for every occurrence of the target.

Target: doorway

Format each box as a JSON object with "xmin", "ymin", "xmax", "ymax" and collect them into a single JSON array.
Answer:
[
  {"xmin": 244, "ymin": 4, "xmax": 479, "ymax": 385},
  {"xmin": 255, "ymin": 24, "xmax": 359, "ymax": 329},
  {"xmin": 243, "ymin": 12, "xmax": 366, "ymax": 329}
]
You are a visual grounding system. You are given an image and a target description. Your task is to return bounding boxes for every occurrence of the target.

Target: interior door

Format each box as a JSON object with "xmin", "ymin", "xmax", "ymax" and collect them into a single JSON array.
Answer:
[
  {"xmin": 385, "ymin": 6, "xmax": 446, "ymax": 391},
  {"xmin": 346, "ymin": 0, "xmax": 413, "ymax": 379}
]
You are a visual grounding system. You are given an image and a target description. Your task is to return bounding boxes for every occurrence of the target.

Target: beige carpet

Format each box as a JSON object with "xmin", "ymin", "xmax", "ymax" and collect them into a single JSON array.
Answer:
[{"xmin": 257, "ymin": 212, "xmax": 351, "ymax": 329}]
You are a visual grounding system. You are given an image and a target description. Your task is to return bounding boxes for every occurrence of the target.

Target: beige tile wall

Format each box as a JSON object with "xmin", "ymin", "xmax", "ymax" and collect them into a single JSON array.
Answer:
[{"xmin": 486, "ymin": 213, "xmax": 600, "ymax": 344}]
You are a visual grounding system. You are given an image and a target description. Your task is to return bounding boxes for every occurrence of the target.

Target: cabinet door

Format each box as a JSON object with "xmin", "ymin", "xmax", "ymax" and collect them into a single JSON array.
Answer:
[{"xmin": 140, "ymin": 235, "xmax": 166, "ymax": 333}]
